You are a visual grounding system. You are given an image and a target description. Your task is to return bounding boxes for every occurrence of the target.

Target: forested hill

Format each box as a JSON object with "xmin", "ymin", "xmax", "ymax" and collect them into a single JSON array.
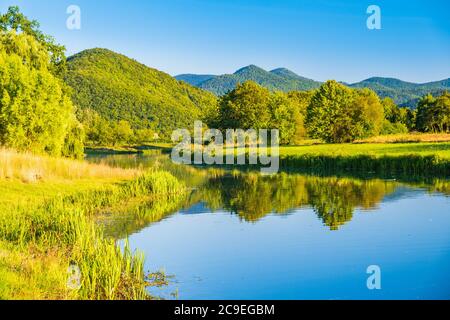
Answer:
[
  {"xmin": 349, "ymin": 77, "xmax": 450, "ymax": 108},
  {"xmin": 65, "ymin": 48, "xmax": 217, "ymax": 138},
  {"xmin": 176, "ymin": 65, "xmax": 322, "ymax": 96}
]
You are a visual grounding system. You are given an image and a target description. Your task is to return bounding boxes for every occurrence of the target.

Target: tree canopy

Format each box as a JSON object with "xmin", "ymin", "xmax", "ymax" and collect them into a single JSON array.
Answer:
[
  {"xmin": 416, "ymin": 92, "xmax": 450, "ymax": 133},
  {"xmin": 213, "ymin": 81, "xmax": 309, "ymax": 144},
  {"xmin": 0, "ymin": 6, "xmax": 66, "ymax": 75},
  {"xmin": 0, "ymin": 31, "xmax": 82, "ymax": 157},
  {"xmin": 305, "ymin": 81, "xmax": 384, "ymax": 143}
]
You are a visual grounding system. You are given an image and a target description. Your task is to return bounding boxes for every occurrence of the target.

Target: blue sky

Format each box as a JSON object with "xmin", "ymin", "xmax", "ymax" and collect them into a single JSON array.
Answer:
[{"xmin": 1, "ymin": 0, "xmax": 449, "ymax": 83}]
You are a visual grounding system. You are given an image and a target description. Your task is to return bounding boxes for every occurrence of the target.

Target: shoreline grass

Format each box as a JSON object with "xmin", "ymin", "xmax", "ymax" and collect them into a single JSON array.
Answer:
[
  {"xmin": 190, "ymin": 142, "xmax": 450, "ymax": 177},
  {"xmin": 277, "ymin": 142, "xmax": 450, "ymax": 176},
  {"xmin": 0, "ymin": 148, "xmax": 139, "ymax": 182},
  {"xmin": 0, "ymin": 149, "xmax": 185, "ymax": 300}
]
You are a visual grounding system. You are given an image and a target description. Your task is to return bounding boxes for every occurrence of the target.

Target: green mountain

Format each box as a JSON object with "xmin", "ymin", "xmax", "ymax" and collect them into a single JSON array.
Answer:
[
  {"xmin": 175, "ymin": 74, "xmax": 216, "ymax": 86},
  {"xmin": 64, "ymin": 48, "xmax": 217, "ymax": 138},
  {"xmin": 180, "ymin": 65, "xmax": 322, "ymax": 96},
  {"xmin": 349, "ymin": 77, "xmax": 450, "ymax": 108}
]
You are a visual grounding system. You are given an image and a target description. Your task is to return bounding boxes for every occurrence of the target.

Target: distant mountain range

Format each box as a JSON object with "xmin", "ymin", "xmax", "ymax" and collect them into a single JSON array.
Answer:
[
  {"xmin": 176, "ymin": 65, "xmax": 321, "ymax": 96},
  {"xmin": 348, "ymin": 77, "xmax": 450, "ymax": 108},
  {"xmin": 176, "ymin": 67, "xmax": 450, "ymax": 108}
]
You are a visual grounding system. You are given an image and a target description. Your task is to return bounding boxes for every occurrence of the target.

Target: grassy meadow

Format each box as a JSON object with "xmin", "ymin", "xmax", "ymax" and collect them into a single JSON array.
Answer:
[
  {"xmin": 164, "ymin": 133, "xmax": 450, "ymax": 176},
  {"xmin": 0, "ymin": 149, "xmax": 185, "ymax": 300},
  {"xmin": 277, "ymin": 139, "xmax": 450, "ymax": 176}
]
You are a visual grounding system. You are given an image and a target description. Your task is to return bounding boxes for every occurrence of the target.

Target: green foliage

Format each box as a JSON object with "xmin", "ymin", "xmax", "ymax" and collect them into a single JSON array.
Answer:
[
  {"xmin": 78, "ymin": 108, "xmax": 158, "ymax": 146},
  {"xmin": 268, "ymin": 92, "xmax": 297, "ymax": 144},
  {"xmin": 380, "ymin": 120, "xmax": 408, "ymax": 135},
  {"xmin": 0, "ymin": 6, "xmax": 66, "ymax": 75},
  {"xmin": 217, "ymin": 81, "xmax": 272, "ymax": 130},
  {"xmin": 416, "ymin": 92, "xmax": 450, "ymax": 133},
  {"xmin": 214, "ymin": 81, "xmax": 312, "ymax": 144},
  {"xmin": 287, "ymin": 91, "xmax": 314, "ymax": 142},
  {"xmin": 182, "ymin": 67, "xmax": 450, "ymax": 109},
  {"xmin": 0, "ymin": 31, "xmax": 83, "ymax": 158},
  {"xmin": 0, "ymin": 169, "xmax": 185, "ymax": 299},
  {"xmin": 306, "ymin": 81, "xmax": 384, "ymax": 143},
  {"xmin": 65, "ymin": 48, "xmax": 218, "ymax": 141}
]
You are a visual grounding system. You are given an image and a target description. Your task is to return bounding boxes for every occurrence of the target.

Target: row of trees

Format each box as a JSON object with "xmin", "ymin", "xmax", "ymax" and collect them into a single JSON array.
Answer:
[
  {"xmin": 208, "ymin": 80, "xmax": 449, "ymax": 143},
  {"xmin": 207, "ymin": 81, "xmax": 307, "ymax": 144},
  {"xmin": 79, "ymin": 109, "xmax": 158, "ymax": 146}
]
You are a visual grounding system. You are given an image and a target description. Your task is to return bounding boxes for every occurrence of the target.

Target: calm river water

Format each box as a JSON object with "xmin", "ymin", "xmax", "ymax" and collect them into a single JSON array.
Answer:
[{"xmin": 87, "ymin": 153, "xmax": 450, "ymax": 299}]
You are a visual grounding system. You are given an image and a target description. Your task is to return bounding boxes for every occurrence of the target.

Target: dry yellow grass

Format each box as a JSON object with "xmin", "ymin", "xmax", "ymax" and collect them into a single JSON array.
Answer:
[
  {"xmin": 355, "ymin": 133, "xmax": 450, "ymax": 144},
  {"xmin": 0, "ymin": 148, "xmax": 139, "ymax": 182}
]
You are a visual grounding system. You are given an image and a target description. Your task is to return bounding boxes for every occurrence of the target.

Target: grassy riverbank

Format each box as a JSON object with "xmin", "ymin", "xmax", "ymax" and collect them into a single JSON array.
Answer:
[
  {"xmin": 277, "ymin": 142, "xmax": 450, "ymax": 176},
  {"xmin": 0, "ymin": 149, "xmax": 185, "ymax": 300}
]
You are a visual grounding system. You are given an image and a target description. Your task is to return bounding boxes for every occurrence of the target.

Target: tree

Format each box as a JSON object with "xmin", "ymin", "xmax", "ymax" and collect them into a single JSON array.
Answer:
[
  {"xmin": 113, "ymin": 120, "xmax": 134, "ymax": 145},
  {"xmin": 287, "ymin": 91, "xmax": 314, "ymax": 143},
  {"xmin": 306, "ymin": 81, "xmax": 383, "ymax": 143},
  {"xmin": 381, "ymin": 97, "xmax": 413, "ymax": 133},
  {"xmin": 382, "ymin": 97, "xmax": 400, "ymax": 123},
  {"xmin": 353, "ymin": 88, "xmax": 384, "ymax": 136},
  {"xmin": 217, "ymin": 81, "xmax": 271, "ymax": 130},
  {"xmin": 0, "ymin": 6, "xmax": 66, "ymax": 75},
  {"xmin": 134, "ymin": 128, "xmax": 156, "ymax": 144},
  {"xmin": 268, "ymin": 92, "xmax": 296, "ymax": 144},
  {"xmin": 416, "ymin": 92, "xmax": 450, "ymax": 133},
  {"xmin": 0, "ymin": 31, "xmax": 82, "ymax": 158}
]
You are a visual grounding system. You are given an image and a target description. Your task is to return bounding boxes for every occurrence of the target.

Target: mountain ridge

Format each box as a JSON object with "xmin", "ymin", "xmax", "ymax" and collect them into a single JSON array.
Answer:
[
  {"xmin": 176, "ymin": 66, "xmax": 449, "ymax": 108},
  {"xmin": 176, "ymin": 65, "xmax": 321, "ymax": 96}
]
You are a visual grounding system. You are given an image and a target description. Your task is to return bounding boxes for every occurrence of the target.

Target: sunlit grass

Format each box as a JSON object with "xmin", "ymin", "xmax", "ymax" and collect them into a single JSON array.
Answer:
[
  {"xmin": 278, "ymin": 142, "xmax": 450, "ymax": 158},
  {"xmin": 0, "ymin": 148, "xmax": 139, "ymax": 182},
  {"xmin": 355, "ymin": 133, "xmax": 450, "ymax": 144},
  {"xmin": 0, "ymin": 149, "xmax": 185, "ymax": 300}
]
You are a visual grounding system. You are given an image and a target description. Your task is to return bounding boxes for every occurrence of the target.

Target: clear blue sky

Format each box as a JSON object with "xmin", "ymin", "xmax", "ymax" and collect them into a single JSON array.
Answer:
[{"xmin": 1, "ymin": 0, "xmax": 449, "ymax": 83}]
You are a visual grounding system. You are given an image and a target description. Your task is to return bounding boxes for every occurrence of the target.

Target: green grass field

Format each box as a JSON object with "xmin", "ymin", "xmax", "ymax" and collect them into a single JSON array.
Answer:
[
  {"xmin": 0, "ymin": 149, "xmax": 185, "ymax": 300},
  {"xmin": 278, "ymin": 142, "xmax": 450, "ymax": 158},
  {"xmin": 276, "ymin": 142, "xmax": 450, "ymax": 176}
]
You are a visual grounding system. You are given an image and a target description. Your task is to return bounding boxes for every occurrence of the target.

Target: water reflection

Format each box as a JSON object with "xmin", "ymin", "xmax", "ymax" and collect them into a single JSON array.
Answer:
[{"xmin": 88, "ymin": 153, "xmax": 450, "ymax": 236}]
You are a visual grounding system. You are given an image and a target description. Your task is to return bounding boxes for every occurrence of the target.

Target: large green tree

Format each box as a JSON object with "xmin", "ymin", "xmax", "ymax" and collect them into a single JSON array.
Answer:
[
  {"xmin": 0, "ymin": 6, "xmax": 66, "ymax": 75},
  {"xmin": 287, "ymin": 90, "xmax": 315, "ymax": 143},
  {"xmin": 416, "ymin": 92, "xmax": 450, "ymax": 133},
  {"xmin": 216, "ymin": 81, "xmax": 308, "ymax": 144},
  {"xmin": 217, "ymin": 81, "xmax": 272, "ymax": 130},
  {"xmin": 0, "ymin": 27, "xmax": 82, "ymax": 157},
  {"xmin": 305, "ymin": 81, "xmax": 384, "ymax": 143},
  {"xmin": 268, "ymin": 92, "xmax": 296, "ymax": 144}
]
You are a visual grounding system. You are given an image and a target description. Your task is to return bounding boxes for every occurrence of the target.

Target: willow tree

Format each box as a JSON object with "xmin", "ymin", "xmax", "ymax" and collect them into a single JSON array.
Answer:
[
  {"xmin": 0, "ymin": 6, "xmax": 66, "ymax": 75},
  {"xmin": 0, "ymin": 31, "xmax": 83, "ymax": 158}
]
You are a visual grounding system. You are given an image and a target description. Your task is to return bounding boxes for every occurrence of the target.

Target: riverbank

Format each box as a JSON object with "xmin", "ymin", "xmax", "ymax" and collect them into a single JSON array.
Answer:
[
  {"xmin": 278, "ymin": 142, "xmax": 450, "ymax": 176},
  {"xmin": 212, "ymin": 141, "xmax": 450, "ymax": 177},
  {"xmin": 0, "ymin": 149, "xmax": 185, "ymax": 300}
]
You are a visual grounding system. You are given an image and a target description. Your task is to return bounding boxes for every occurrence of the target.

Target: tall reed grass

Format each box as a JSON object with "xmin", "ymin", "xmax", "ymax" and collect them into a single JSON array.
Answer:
[
  {"xmin": 0, "ymin": 148, "xmax": 139, "ymax": 182},
  {"xmin": 0, "ymin": 152, "xmax": 186, "ymax": 299},
  {"xmin": 355, "ymin": 133, "xmax": 450, "ymax": 144},
  {"xmin": 280, "ymin": 154, "xmax": 450, "ymax": 176}
]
